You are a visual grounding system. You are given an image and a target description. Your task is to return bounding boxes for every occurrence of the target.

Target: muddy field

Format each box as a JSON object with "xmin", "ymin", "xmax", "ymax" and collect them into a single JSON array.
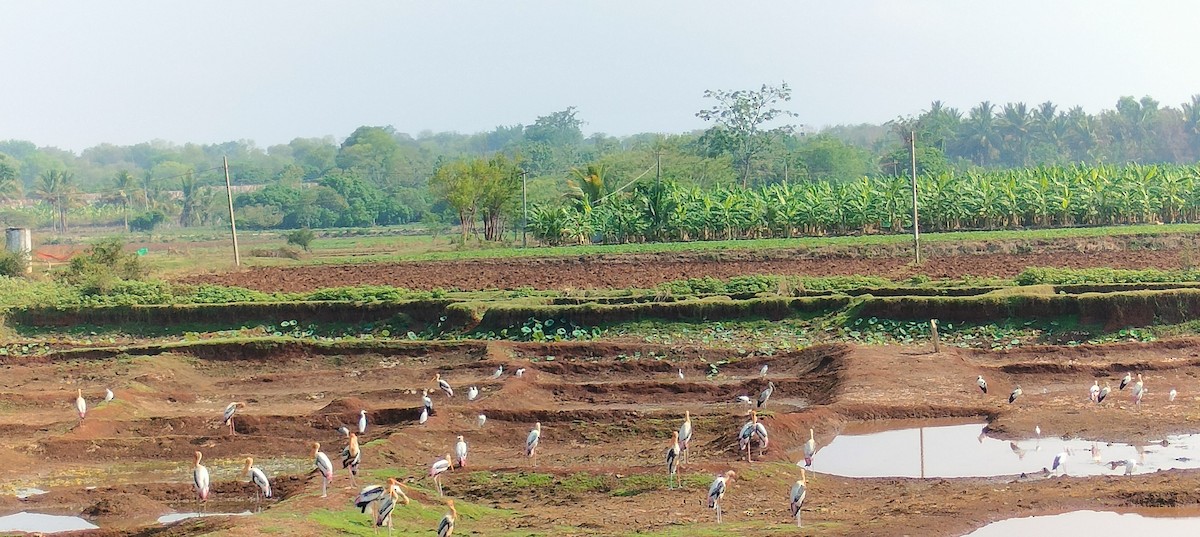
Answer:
[
  {"xmin": 3, "ymin": 338, "xmax": 1200, "ymax": 535},
  {"xmin": 180, "ymin": 238, "xmax": 1198, "ymax": 292}
]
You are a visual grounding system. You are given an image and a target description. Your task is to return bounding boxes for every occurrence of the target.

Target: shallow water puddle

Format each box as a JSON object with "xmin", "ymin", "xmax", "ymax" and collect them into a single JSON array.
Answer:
[
  {"xmin": 1, "ymin": 457, "xmax": 311, "ymax": 491},
  {"xmin": 963, "ymin": 509, "xmax": 1200, "ymax": 535},
  {"xmin": 158, "ymin": 511, "xmax": 252, "ymax": 524},
  {"xmin": 12, "ymin": 487, "xmax": 47, "ymax": 499},
  {"xmin": 808, "ymin": 420, "xmax": 1200, "ymax": 478},
  {"xmin": 0, "ymin": 512, "xmax": 99, "ymax": 533}
]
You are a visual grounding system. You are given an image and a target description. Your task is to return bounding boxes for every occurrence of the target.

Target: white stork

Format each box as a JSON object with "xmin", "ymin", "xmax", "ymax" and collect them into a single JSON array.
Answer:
[
  {"xmin": 454, "ymin": 435, "xmax": 468, "ymax": 469},
  {"xmin": 526, "ymin": 422, "xmax": 542, "ymax": 467},
  {"xmin": 430, "ymin": 454, "xmax": 452, "ymax": 496},
  {"xmin": 437, "ymin": 499, "xmax": 457, "ymax": 537},
  {"xmin": 802, "ymin": 428, "xmax": 817, "ymax": 467},
  {"xmin": 790, "ymin": 469, "xmax": 808, "ymax": 527},
  {"xmin": 242, "ymin": 457, "xmax": 272, "ymax": 506},
  {"xmin": 666, "ymin": 431, "xmax": 680, "ymax": 489},
  {"xmin": 223, "ymin": 402, "xmax": 245, "ymax": 435},
  {"xmin": 706, "ymin": 470, "xmax": 736, "ymax": 524},
  {"xmin": 434, "ymin": 373, "xmax": 453, "ymax": 398},
  {"xmin": 678, "ymin": 411, "xmax": 693, "ymax": 466},
  {"xmin": 192, "ymin": 451, "xmax": 210, "ymax": 510},
  {"xmin": 312, "ymin": 442, "xmax": 334, "ymax": 498}
]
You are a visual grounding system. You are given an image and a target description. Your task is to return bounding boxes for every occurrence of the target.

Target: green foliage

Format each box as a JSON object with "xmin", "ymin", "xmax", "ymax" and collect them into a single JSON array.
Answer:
[
  {"xmin": 473, "ymin": 317, "xmax": 602, "ymax": 342},
  {"xmin": 300, "ymin": 285, "xmax": 412, "ymax": 302},
  {"xmin": 58, "ymin": 237, "xmax": 148, "ymax": 291},
  {"xmin": 285, "ymin": 227, "xmax": 316, "ymax": 251},
  {"xmin": 184, "ymin": 284, "xmax": 277, "ymax": 304},
  {"xmin": 129, "ymin": 210, "xmax": 165, "ymax": 232},
  {"xmin": 1016, "ymin": 266, "xmax": 1200, "ymax": 285},
  {"xmin": 0, "ymin": 250, "xmax": 25, "ymax": 277}
]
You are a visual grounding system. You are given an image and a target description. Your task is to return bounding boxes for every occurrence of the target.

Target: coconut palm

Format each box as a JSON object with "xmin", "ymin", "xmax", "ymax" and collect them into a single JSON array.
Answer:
[
  {"xmin": 102, "ymin": 170, "xmax": 145, "ymax": 231},
  {"xmin": 35, "ymin": 170, "xmax": 80, "ymax": 233}
]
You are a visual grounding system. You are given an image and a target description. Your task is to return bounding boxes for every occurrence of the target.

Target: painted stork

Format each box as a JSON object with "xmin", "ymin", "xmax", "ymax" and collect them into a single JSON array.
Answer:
[
  {"xmin": 1098, "ymin": 382, "xmax": 1112, "ymax": 403},
  {"xmin": 491, "ymin": 365, "xmax": 503, "ymax": 379},
  {"xmin": 430, "ymin": 454, "xmax": 452, "ymax": 496},
  {"xmin": 467, "ymin": 386, "xmax": 479, "ymax": 401},
  {"xmin": 738, "ymin": 410, "xmax": 768, "ymax": 462},
  {"xmin": 526, "ymin": 422, "xmax": 542, "ymax": 467},
  {"xmin": 678, "ymin": 411, "xmax": 693, "ymax": 466},
  {"xmin": 342, "ymin": 432, "xmax": 362, "ymax": 486},
  {"xmin": 192, "ymin": 451, "xmax": 210, "ymax": 510},
  {"xmin": 1132, "ymin": 374, "xmax": 1144, "ymax": 398},
  {"xmin": 706, "ymin": 470, "xmax": 735, "ymax": 524},
  {"xmin": 1135, "ymin": 387, "xmax": 1146, "ymax": 406},
  {"xmin": 223, "ymin": 402, "xmax": 245, "ymax": 435},
  {"xmin": 757, "ymin": 381, "xmax": 775, "ymax": 408},
  {"xmin": 1119, "ymin": 372, "xmax": 1132, "ymax": 390},
  {"xmin": 1009, "ymin": 386, "xmax": 1022, "ymax": 404},
  {"xmin": 790, "ymin": 469, "xmax": 808, "ymax": 528},
  {"xmin": 515, "ymin": 368, "xmax": 526, "ymax": 378},
  {"xmin": 419, "ymin": 406, "xmax": 429, "ymax": 425},
  {"xmin": 312, "ymin": 442, "xmax": 334, "ymax": 498},
  {"xmin": 454, "ymin": 435, "xmax": 468, "ymax": 469},
  {"xmin": 977, "ymin": 375, "xmax": 987, "ymax": 394},
  {"xmin": 338, "ymin": 426, "xmax": 350, "ymax": 438},
  {"xmin": 434, "ymin": 373, "xmax": 453, "ymax": 398},
  {"xmin": 1110, "ymin": 458, "xmax": 1138, "ymax": 475},
  {"xmin": 355, "ymin": 479, "xmax": 407, "ymax": 521},
  {"xmin": 736, "ymin": 395, "xmax": 752, "ymax": 404},
  {"xmin": 1051, "ymin": 450, "xmax": 1069, "ymax": 476},
  {"xmin": 1089, "ymin": 381, "xmax": 1100, "ymax": 402},
  {"xmin": 1170, "ymin": 388, "xmax": 1178, "ymax": 402},
  {"xmin": 477, "ymin": 414, "xmax": 487, "ymax": 428},
  {"xmin": 423, "ymin": 390, "xmax": 434, "ymax": 414},
  {"xmin": 678, "ymin": 368, "xmax": 685, "ymax": 380},
  {"xmin": 358, "ymin": 410, "xmax": 368, "ymax": 435},
  {"xmin": 242, "ymin": 457, "xmax": 272, "ymax": 506},
  {"xmin": 802, "ymin": 428, "xmax": 817, "ymax": 467},
  {"xmin": 666, "ymin": 431, "xmax": 680, "ymax": 489},
  {"xmin": 104, "ymin": 388, "xmax": 114, "ymax": 402},
  {"xmin": 75, "ymin": 389, "xmax": 86, "ymax": 424},
  {"xmin": 437, "ymin": 499, "xmax": 457, "ymax": 537},
  {"xmin": 375, "ymin": 478, "xmax": 408, "ymax": 536},
  {"xmin": 760, "ymin": 364, "xmax": 769, "ymax": 377}
]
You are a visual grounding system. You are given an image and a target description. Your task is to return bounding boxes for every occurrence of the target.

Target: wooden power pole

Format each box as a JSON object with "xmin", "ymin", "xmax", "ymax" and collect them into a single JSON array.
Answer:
[
  {"xmin": 910, "ymin": 131, "xmax": 920, "ymax": 265},
  {"xmin": 223, "ymin": 156, "xmax": 241, "ymax": 266}
]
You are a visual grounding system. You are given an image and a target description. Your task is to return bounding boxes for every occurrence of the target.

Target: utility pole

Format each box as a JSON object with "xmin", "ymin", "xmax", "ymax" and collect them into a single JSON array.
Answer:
[
  {"xmin": 521, "ymin": 170, "xmax": 528, "ymax": 248},
  {"xmin": 783, "ymin": 158, "xmax": 789, "ymax": 183},
  {"xmin": 910, "ymin": 131, "xmax": 920, "ymax": 265},
  {"xmin": 223, "ymin": 156, "xmax": 241, "ymax": 266},
  {"xmin": 655, "ymin": 150, "xmax": 662, "ymax": 187}
]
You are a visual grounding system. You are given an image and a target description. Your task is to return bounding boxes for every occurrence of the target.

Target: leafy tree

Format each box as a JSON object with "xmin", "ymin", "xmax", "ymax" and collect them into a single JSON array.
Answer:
[
  {"xmin": 35, "ymin": 170, "xmax": 79, "ymax": 233},
  {"xmin": 285, "ymin": 227, "xmax": 316, "ymax": 252},
  {"xmin": 696, "ymin": 83, "xmax": 796, "ymax": 187},
  {"xmin": 129, "ymin": 210, "xmax": 165, "ymax": 232},
  {"xmin": 524, "ymin": 107, "xmax": 584, "ymax": 147},
  {"xmin": 102, "ymin": 170, "xmax": 144, "ymax": 231}
]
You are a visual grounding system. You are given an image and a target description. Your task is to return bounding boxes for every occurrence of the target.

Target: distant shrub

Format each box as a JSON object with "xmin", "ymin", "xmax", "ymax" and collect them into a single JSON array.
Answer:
[
  {"xmin": 129, "ymin": 210, "xmax": 165, "ymax": 232},
  {"xmin": 57, "ymin": 237, "xmax": 148, "ymax": 292},
  {"xmin": 285, "ymin": 228, "xmax": 316, "ymax": 252},
  {"xmin": 183, "ymin": 284, "xmax": 276, "ymax": 304},
  {"xmin": 300, "ymin": 285, "xmax": 409, "ymax": 302},
  {"xmin": 249, "ymin": 247, "xmax": 302, "ymax": 260},
  {"xmin": 0, "ymin": 250, "xmax": 24, "ymax": 278},
  {"xmin": 1016, "ymin": 267, "xmax": 1200, "ymax": 286}
]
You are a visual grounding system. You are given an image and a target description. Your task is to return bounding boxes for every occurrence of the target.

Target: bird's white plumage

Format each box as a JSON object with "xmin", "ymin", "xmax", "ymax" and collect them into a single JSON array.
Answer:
[
  {"xmin": 250, "ymin": 466, "xmax": 271, "ymax": 498},
  {"xmin": 315, "ymin": 451, "xmax": 333, "ymax": 480},
  {"xmin": 223, "ymin": 402, "xmax": 239, "ymax": 424},
  {"xmin": 757, "ymin": 382, "xmax": 775, "ymax": 407},
  {"xmin": 104, "ymin": 388, "xmax": 114, "ymax": 402},
  {"xmin": 1170, "ymin": 388, "xmax": 1178, "ymax": 402},
  {"xmin": 419, "ymin": 407, "xmax": 429, "ymax": 425},
  {"xmin": 455, "ymin": 436, "xmax": 468, "ymax": 467},
  {"xmin": 760, "ymin": 364, "xmax": 769, "ymax": 376},
  {"xmin": 467, "ymin": 386, "xmax": 479, "ymax": 401},
  {"xmin": 516, "ymin": 368, "xmax": 526, "ymax": 377},
  {"xmin": 492, "ymin": 366, "xmax": 503, "ymax": 379},
  {"xmin": 1089, "ymin": 381, "xmax": 1100, "ymax": 402},
  {"xmin": 526, "ymin": 423, "xmax": 541, "ymax": 456},
  {"xmin": 477, "ymin": 414, "xmax": 487, "ymax": 428},
  {"xmin": 430, "ymin": 457, "xmax": 451, "ymax": 477},
  {"xmin": 75, "ymin": 390, "xmax": 87, "ymax": 420}
]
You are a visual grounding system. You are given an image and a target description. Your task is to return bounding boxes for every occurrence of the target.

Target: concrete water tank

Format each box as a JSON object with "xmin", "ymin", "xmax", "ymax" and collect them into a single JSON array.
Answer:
[{"xmin": 4, "ymin": 227, "xmax": 32, "ymax": 274}]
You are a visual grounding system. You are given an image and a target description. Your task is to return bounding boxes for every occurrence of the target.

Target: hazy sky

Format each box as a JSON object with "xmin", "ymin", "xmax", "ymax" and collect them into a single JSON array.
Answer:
[{"xmin": 3, "ymin": 1, "xmax": 1199, "ymax": 152}]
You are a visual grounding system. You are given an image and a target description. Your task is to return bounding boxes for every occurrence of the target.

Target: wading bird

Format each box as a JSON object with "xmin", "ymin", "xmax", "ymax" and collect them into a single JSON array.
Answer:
[
  {"xmin": 223, "ymin": 402, "xmax": 245, "ymax": 435},
  {"xmin": 1009, "ymin": 386, "xmax": 1023, "ymax": 404},
  {"xmin": 1120, "ymin": 372, "xmax": 1132, "ymax": 390},
  {"xmin": 491, "ymin": 365, "xmax": 503, "ymax": 379},
  {"xmin": 526, "ymin": 422, "xmax": 542, "ymax": 466},
  {"xmin": 312, "ymin": 442, "xmax": 334, "ymax": 498},
  {"xmin": 678, "ymin": 368, "xmax": 685, "ymax": 380},
  {"xmin": 1098, "ymin": 382, "xmax": 1112, "ymax": 403},
  {"xmin": 338, "ymin": 426, "xmax": 350, "ymax": 438},
  {"xmin": 736, "ymin": 395, "xmax": 752, "ymax": 404},
  {"xmin": 477, "ymin": 414, "xmax": 487, "ymax": 428},
  {"xmin": 516, "ymin": 368, "xmax": 526, "ymax": 378},
  {"xmin": 435, "ymin": 373, "xmax": 454, "ymax": 398},
  {"xmin": 678, "ymin": 411, "xmax": 693, "ymax": 466},
  {"xmin": 467, "ymin": 386, "xmax": 479, "ymax": 401},
  {"xmin": 419, "ymin": 406, "xmax": 429, "ymax": 425},
  {"xmin": 75, "ymin": 389, "xmax": 86, "ymax": 424},
  {"xmin": 437, "ymin": 499, "xmax": 457, "ymax": 537},
  {"xmin": 242, "ymin": 457, "xmax": 271, "ymax": 506},
  {"xmin": 738, "ymin": 410, "xmax": 767, "ymax": 462},
  {"xmin": 666, "ymin": 431, "xmax": 680, "ymax": 489},
  {"xmin": 802, "ymin": 428, "xmax": 817, "ymax": 467},
  {"xmin": 757, "ymin": 382, "xmax": 775, "ymax": 408},
  {"xmin": 1090, "ymin": 381, "xmax": 1100, "ymax": 402},
  {"xmin": 1135, "ymin": 387, "xmax": 1146, "ymax": 406},
  {"xmin": 790, "ymin": 469, "xmax": 808, "ymax": 527},
  {"xmin": 706, "ymin": 470, "xmax": 735, "ymax": 524},
  {"xmin": 104, "ymin": 388, "xmax": 114, "ymax": 402},
  {"xmin": 1035, "ymin": 425, "xmax": 1041, "ymax": 438},
  {"xmin": 1170, "ymin": 388, "xmax": 1178, "ymax": 402},
  {"xmin": 760, "ymin": 364, "xmax": 769, "ymax": 377},
  {"xmin": 1111, "ymin": 458, "xmax": 1138, "ymax": 475},
  {"xmin": 977, "ymin": 375, "xmax": 987, "ymax": 394},
  {"xmin": 1132, "ymin": 374, "xmax": 1144, "ymax": 398},
  {"xmin": 430, "ymin": 454, "xmax": 452, "ymax": 496},
  {"xmin": 423, "ymin": 390, "xmax": 434, "ymax": 414},
  {"xmin": 1091, "ymin": 443, "xmax": 1101, "ymax": 462},
  {"xmin": 356, "ymin": 480, "xmax": 406, "ymax": 522},
  {"xmin": 454, "ymin": 435, "xmax": 468, "ymax": 469},
  {"xmin": 358, "ymin": 410, "xmax": 368, "ymax": 435},
  {"xmin": 1051, "ymin": 450, "xmax": 1069, "ymax": 476},
  {"xmin": 342, "ymin": 432, "xmax": 362, "ymax": 486},
  {"xmin": 193, "ymin": 451, "xmax": 210, "ymax": 511},
  {"xmin": 375, "ymin": 478, "xmax": 408, "ymax": 536}
]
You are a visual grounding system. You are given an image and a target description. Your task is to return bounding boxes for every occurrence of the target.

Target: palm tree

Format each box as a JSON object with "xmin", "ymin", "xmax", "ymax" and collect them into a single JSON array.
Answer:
[
  {"xmin": 960, "ymin": 101, "xmax": 998, "ymax": 166},
  {"xmin": 178, "ymin": 172, "xmax": 202, "ymax": 227},
  {"xmin": 35, "ymin": 170, "xmax": 79, "ymax": 233},
  {"xmin": 997, "ymin": 102, "xmax": 1032, "ymax": 166},
  {"xmin": 0, "ymin": 160, "xmax": 20, "ymax": 202},
  {"xmin": 102, "ymin": 170, "xmax": 144, "ymax": 231}
]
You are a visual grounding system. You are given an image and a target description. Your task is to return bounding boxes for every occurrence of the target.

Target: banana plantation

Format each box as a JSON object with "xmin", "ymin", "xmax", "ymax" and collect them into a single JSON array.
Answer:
[{"xmin": 527, "ymin": 163, "xmax": 1200, "ymax": 245}]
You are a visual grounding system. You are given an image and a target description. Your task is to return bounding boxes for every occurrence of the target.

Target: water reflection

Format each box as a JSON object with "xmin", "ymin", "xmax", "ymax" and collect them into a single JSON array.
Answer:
[
  {"xmin": 809, "ymin": 420, "xmax": 1200, "ymax": 478},
  {"xmin": 0, "ymin": 512, "xmax": 99, "ymax": 533},
  {"xmin": 964, "ymin": 510, "xmax": 1200, "ymax": 535},
  {"xmin": 158, "ymin": 511, "xmax": 252, "ymax": 524}
]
